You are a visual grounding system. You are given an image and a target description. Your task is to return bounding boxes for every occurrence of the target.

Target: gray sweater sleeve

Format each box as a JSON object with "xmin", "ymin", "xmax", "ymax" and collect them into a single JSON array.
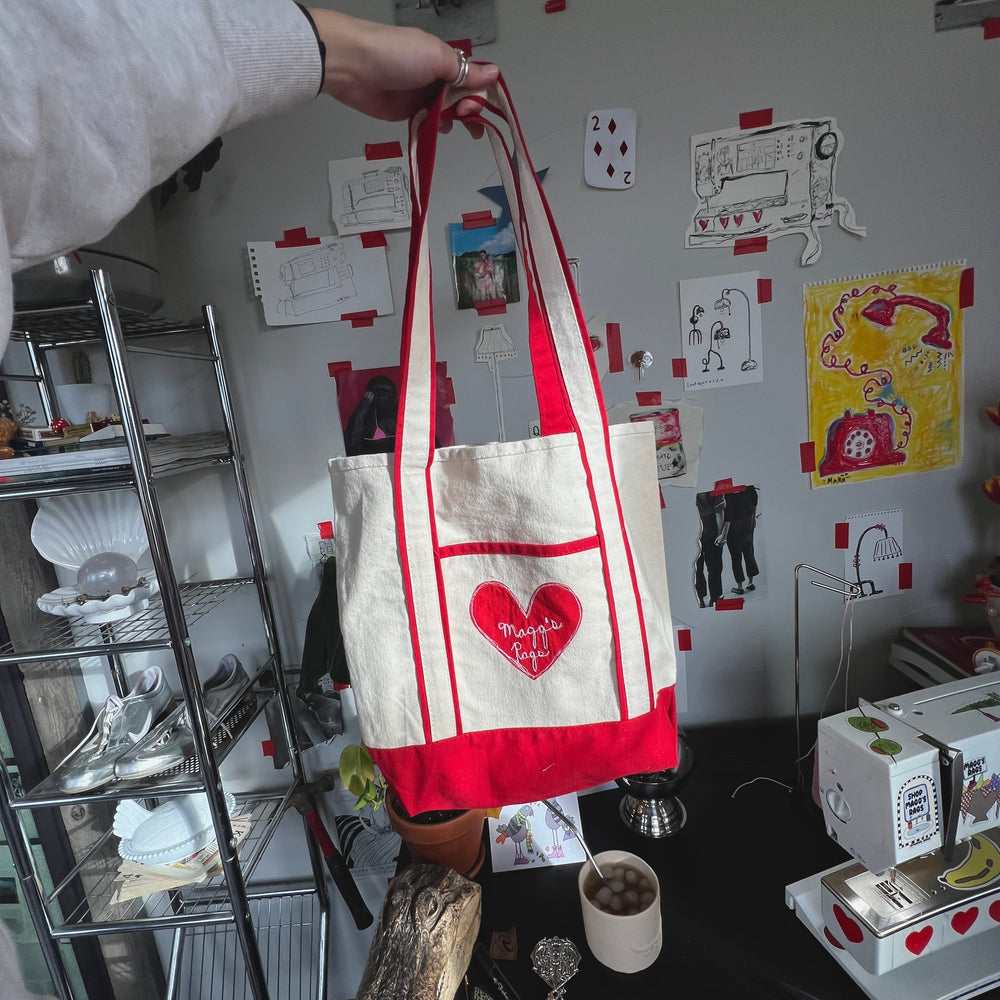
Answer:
[{"xmin": 0, "ymin": 0, "xmax": 322, "ymax": 357}]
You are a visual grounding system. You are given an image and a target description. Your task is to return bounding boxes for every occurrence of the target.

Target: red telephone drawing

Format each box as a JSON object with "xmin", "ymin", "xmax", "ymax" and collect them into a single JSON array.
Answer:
[{"xmin": 819, "ymin": 409, "xmax": 907, "ymax": 477}]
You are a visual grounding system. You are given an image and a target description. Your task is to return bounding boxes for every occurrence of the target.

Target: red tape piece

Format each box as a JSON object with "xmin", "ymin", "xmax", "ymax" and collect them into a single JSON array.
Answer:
[
  {"xmin": 671, "ymin": 357, "xmax": 688, "ymax": 378},
  {"xmin": 834, "ymin": 522, "xmax": 850, "ymax": 549},
  {"xmin": 677, "ymin": 629, "xmax": 692, "ymax": 652},
  {"xmin": 544, "ymin": 0, "xmax": 566, "ymax": 10},
  {"xmin": 739, "ymin": 108, "xmax": 773, "ymax": 130},
  {"xmin": 984, "ymin": 17, "xmax": 1000, "ymax": 38},
  {"xmin": 734, "ymin": 236, "xmax": 768, "ymax": 256},
  {"xmin": 462, "ymin": 210, "xmax": 496, "ymax": 230},
  {"xmin": 800, "ymin": 442, "xmax": 817, "ymax": 473},
  {"xmin": 261, "ymin": 739, "xmax": 275, "ymax": 758},
  {"xmin": 318, "ymin": 521, "xmax": 333, "ymax": 540},
  {"xmin": 327, "ymin": 361, "xmax": 352, "ymax": 378},
  {"xmin": 360, "ymin": 231, "xmax": 388, "ymax": 248},
  {"xmin": 448, "ymin": 38, "xmax": 472, "ymax": 56},
  {"xmin": 757, "ymin": 278, "xmax": 772, "ymax": 304},
  {"xmin": 636, "ymin": 391, "xmax": 661, "ymax": 406},
  {"xmin": 474, "ymin": 298, "xmax": 507, "ymax": 316},
  {"xmin": 714, "ymin": 598, "xmax": 744, "ymax": 611},
  {"xmin": 365, "ymin": 141, "xmax": 403, "ymax": 160},
  {"xmin": 275, "ymin": 227, "xmax": 321, "ymax": 248},
  {"xmin": 443, "ymin": 377, "xmax": 456, "ymax": 405},
  {"xmin": 606, "ymin": 323, "xmax": 623, "ymax": 373},
  {"xmin": 960, "ymin": 267, "xmax": 975, "ymax": 308},
  {"xmin": 341, "ymin": 310, "xmax": 377, "ymax": 328},
  {"xmin": 659, "ymin": 485, "xmax": 666, "ymax": 509},
  {"xmin": 899, "ymin": 563, "xmax": 913, "ymax": 590}
]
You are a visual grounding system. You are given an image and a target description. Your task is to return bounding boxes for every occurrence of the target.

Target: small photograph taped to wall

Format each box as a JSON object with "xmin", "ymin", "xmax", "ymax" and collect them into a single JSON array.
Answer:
[
  {"xmin": 392, "ymin": 0, "xmax": 497, "ymax": 46},
  {"xmin": 332, "ymin": 363, "xmax": 456, "ymax": 456},
  {"xmin": 693, "ymin": 484, "xmax": 762, "ymax": 608},
  {"xmin": 448, "ymin": 221, "xmax": 520, "ymax": 311}
]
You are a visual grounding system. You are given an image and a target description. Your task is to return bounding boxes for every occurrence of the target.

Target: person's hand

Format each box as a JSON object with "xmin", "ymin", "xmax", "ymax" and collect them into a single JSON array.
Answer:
[{"xmin": 309, "ymin": 9, "xmax": 498, "ymax": 129}]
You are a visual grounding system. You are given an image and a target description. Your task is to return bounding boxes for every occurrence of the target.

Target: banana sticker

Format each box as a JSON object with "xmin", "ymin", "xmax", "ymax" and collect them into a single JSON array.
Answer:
[{"xmin": 939, "ymin": 833, "xmax": 1000, "ymax": 890}]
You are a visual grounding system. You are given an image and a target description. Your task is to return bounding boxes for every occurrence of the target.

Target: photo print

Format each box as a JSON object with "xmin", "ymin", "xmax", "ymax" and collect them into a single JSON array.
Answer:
[{"xmin": 448, "ymin": 221, "xmax": 520, "ymax": 311}]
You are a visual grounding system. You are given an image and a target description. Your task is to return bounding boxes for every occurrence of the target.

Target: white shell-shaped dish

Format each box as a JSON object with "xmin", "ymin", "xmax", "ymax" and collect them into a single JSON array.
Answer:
[
  {"xmin": 36, "ymin": 576, "xmax": 159, "ymax": 624},
  {"xmin": 30, "ymin": 491, "xmax": 150, "ymax": 571},
  {"xmin": 116, "ymin": 792, "xmax": 237, "ymax": 865}
]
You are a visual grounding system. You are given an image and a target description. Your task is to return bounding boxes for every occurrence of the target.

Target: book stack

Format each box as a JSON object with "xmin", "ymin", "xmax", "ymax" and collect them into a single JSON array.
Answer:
[{"xmin": 889, "ymin": 625, "xmax": 1000, "ymax": 688}]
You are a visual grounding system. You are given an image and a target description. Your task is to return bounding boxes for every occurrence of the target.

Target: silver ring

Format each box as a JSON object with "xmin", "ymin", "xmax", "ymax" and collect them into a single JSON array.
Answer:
[{"xmin": 451, "ymin": 48, "xmax": 470, "ymax": 87}]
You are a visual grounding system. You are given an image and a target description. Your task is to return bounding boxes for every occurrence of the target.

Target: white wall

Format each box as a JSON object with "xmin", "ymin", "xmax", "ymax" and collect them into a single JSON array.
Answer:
[{"xmin": 153, "ymin": 0, "xmax": 1000, "ymax": 727}]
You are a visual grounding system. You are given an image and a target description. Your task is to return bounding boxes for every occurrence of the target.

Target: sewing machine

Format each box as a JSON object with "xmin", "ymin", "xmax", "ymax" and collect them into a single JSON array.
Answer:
[{"xmin": 808, "ymin": 674, "xmax": 1000, "ymax": 975}]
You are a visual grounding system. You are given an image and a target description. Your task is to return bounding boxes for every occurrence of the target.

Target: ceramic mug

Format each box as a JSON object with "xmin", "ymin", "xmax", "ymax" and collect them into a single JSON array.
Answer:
[{"xmin": 577, "ymin": 849, "xmax": 661, "ymax": 973}]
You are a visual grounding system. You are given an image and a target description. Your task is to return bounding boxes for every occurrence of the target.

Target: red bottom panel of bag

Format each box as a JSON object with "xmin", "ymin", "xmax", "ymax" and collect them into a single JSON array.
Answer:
[{"xmin": 370, "ymin": 688, "xmax": 678, "ymax": 815}]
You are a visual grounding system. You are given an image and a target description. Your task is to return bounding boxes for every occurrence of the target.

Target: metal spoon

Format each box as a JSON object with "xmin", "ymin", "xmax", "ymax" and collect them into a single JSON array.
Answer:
[{"xmin": 542, "ymin": 798, "xmax": 604, "ymax": 880}]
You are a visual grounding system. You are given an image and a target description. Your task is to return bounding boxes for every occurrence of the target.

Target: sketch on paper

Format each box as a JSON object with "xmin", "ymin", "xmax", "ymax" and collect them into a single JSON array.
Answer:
[
  {"xmin": 804, "ymin": 261, "xmax": 966, "ymax": 489},
  {"xmin": 685, "ymin": 117, "xmax": 865, "ymax": 265},
  {"xmin": 608, "ymin": 400, "xmax": 703, "ymax": 487},
  {"xmin": 448, "ymin": 221, "xmax": 520, "ymax": 310},
  {"xmin": 843, "ymin": 509, "xmax": 904, "ymax": 601},
  {"xmin": 693, "ymin": 485, "xmax": 762, "ymax": 607},
  {"xmin": 392, "ymin": 0, "xmax": 496, "ymax": 46},
  {"xmin": 678, "ymin": 272, "xmax": 764, "ymax": 391},
  {"xmin": 246, "ymin": 235, "xmax": 393, "ymax": 327},
  {"xmin": 328, "ymin": 155, "xmax": 411, "ymax": 235},
  {"xmin": 489, "ymin": 795, "xmax": 586, "ymax": 873}
]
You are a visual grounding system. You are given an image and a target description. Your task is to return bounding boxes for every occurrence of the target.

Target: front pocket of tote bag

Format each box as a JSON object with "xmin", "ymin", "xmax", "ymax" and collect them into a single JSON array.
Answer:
[{"xmin": 436, "ymin": 546, "xmax": 621, "ymax": 732}]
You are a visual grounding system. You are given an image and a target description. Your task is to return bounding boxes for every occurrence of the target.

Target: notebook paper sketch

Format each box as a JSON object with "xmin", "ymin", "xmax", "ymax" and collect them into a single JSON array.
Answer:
[
  {"xmin": 247, "ymin": 235, "xmax": 393, "ymax": 327},
  {"xmin": 328, "ymin": 155, "xmax": 411, "ymax": 235}
]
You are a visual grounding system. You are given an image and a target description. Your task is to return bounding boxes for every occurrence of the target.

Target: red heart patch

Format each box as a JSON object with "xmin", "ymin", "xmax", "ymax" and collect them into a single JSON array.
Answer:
[
  {"xmin": 823, "ymin": 926, "xmax": 844, "ymax": 950},
  {"xmin": 753, "ymin": 209, "xmax": 764, "ymax": 222},
  {"xmin": 720, "ymin": 216, "xmax": 729, "ymax": 229},
  {"xmin": 833, "ymin": 904, "xmax": 863, "ymax": 944},
  {"xmin": 698, "ymin": 219, "xmax": 709, "ymax": 231},
  {"xmin": 734, "ymin": 214, "xmax": 744, "ymax": 227},
  {"xmin": 951, "ymin": 907, "xmax": 978, "ymax": 935},
  {"xmin": 470, "ymin": 582, "xmax": 582, "ymax": 679},
  {"xmin": 990, "ymin": 900, "xmax": 1000, "ymax": 923},
  {"xmin": 905, "ymin": 926, "xmax": 933, "ymax": 955}
]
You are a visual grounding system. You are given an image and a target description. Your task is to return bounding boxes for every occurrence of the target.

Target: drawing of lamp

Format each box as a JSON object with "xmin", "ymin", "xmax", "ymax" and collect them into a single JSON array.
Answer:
[
  {"xmin": 714, "ymin": 287, "xmax": 757, "ymax": 372},
  {"xmin": 851, "ymin": 523, "xmax": 902, "ymax": 597}
]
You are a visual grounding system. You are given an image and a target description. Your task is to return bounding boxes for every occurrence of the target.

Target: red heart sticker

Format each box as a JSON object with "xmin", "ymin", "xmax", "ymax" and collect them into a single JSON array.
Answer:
[
  {"xmin": 951, "ymin": 908, "xmax": 978, "ymax": 935},
  {"xmin": 734, "ymin": 214, "xmax": 744, "ymax": 227},
  {"xmin": 833, "ymin": 904, "xmax": 864, "ymax": 944},
  {"xmin": 905, "ymin": 926, "xmax": 933, "ymax": 955},
  {"xmin": 470, "ymin": 582, "xmax": 582, "ymax": 679},
  {"xmin": 823, "ymin": 926, "xmax": 844, "ymax": 950},
  {"xmin": 990, "ymin": 900, "xmax": 1000, "ymax": 923},
  {"xmin": 698, "ymin": 219, "xmax": 709, "ymax": 231},
  {"xmin": 753, "ymin": 209, "xmax": 764, "ymax": 222}
]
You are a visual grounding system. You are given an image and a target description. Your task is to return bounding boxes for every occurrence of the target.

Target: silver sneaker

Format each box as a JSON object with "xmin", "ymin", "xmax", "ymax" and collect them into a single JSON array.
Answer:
[
  {"xmin": 56, "ymin": 667, "xmax": 173, "ymax": 793},
  {"xmin": 114, "ymin": 654, "xmax": 250, "ymax": 780}
]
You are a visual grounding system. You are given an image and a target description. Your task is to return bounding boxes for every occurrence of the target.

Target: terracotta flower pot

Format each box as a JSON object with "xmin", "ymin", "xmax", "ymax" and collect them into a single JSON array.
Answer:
[{"xmin": 386, "ymin": 797, "xmax": 486, "ymax": 878}]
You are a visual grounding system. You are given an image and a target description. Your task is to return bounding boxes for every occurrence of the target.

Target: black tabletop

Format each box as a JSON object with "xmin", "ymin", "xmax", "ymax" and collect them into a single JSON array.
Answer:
[{"xmin": 467, "ymin": 717, "xmax": 1000, "ymax": 1000}]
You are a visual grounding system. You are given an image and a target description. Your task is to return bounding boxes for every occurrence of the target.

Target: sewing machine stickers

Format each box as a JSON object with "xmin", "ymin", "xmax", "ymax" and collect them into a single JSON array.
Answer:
[
  {"xmin": 489, "ymin": 794, "xmax": 587, "ymax": 873},
  {"xmin": 448, "ymin": 221, "xmax": 520, "ymax": 311},
  {"xmin": 686, "ymin": 116, "xmax": 865, "ymax": 265},
  {"xmin": 804, "ymin": 261, "xmax": 967, "ymax": 489},
  {"xmin": 678, "ymin": 271, "xmax": 764, "ymax": 390},
  {"xmin": 841, "ymin": 508, "xmax": 904, "ymax": 602},
  {"xmin": 607, "ymin": 400, "xmax": 703, "ymax": 487},
  {"xmin": 246, "ymin": 234, "xmax": 392, "ymax": 327},
  {"xmin": 328, "ymin": 154, "xmax": 412, "ymax": 235}
]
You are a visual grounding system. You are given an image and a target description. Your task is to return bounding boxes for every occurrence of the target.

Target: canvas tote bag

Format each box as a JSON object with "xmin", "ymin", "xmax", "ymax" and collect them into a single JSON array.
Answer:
[{"xmin": 329, "ymin": 76, "xmax": 677, "ymax": 814}]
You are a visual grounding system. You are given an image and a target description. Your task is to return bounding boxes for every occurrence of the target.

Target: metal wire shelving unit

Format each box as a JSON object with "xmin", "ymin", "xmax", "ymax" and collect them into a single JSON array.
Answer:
[{"xmin": 0, "ymin": 272, "xmax": 330, "ymax": 1000}]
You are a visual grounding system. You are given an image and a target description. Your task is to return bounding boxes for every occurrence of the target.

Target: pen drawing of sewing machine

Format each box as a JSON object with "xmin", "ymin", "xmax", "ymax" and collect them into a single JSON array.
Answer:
[
  {"xmin": 798, "ymin": 675, "xmax": 1000, "ymax": 977},
  {"xmin": 686, "ymin": 117, "xmax": 865, "ymax": 265},
  {"xmin": 276, "ymin": 243, "xmax": 356, "ymax": 318}
]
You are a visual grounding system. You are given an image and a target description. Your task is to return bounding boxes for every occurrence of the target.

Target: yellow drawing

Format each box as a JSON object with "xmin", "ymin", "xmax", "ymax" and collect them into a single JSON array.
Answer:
[{"xmin": 804, "ymin": 261, "xmax": 966, "ymax": 488}]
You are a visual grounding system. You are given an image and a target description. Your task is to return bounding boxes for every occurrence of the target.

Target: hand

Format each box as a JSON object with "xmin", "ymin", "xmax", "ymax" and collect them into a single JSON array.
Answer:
[{"xmin": 309, "ymin": 9, "xmax": 498, "ymax": 127}]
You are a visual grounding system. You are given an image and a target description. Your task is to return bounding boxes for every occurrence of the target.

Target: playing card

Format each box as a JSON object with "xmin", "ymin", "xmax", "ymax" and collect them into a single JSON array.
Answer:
[{"xmin": 584, "ymin": 109, "xmax": 637, "ymax": 190}]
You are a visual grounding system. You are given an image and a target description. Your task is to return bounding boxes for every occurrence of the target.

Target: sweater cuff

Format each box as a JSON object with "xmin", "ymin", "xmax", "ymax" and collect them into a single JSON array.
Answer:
[
  {"xmin": 214, "ymin": 0, "xmax": 323, "ymax": 132},
  {"xmin": 295, "ymin": 4, "xmax": 326, "ymax": 95}
]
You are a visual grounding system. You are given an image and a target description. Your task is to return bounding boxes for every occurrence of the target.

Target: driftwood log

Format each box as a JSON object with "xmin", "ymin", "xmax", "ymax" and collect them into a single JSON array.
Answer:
[{"xmin": 356, "ymin": 864, "xmax": 481, "ymax": 1000}]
